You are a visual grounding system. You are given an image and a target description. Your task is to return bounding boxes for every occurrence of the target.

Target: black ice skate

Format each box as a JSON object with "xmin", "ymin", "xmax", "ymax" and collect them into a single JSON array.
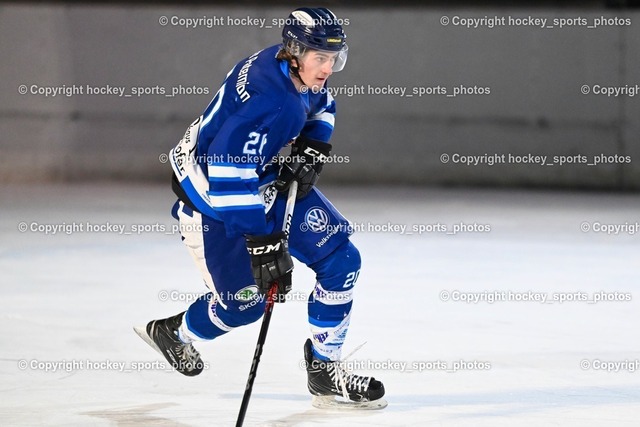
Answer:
[
  {"xmin": 134, "ymin": 312, "xmax": 204, "ymax": 377},
  {"xmin": 303, "ymin": 339, "xmax": 387, "ymax": 410}
]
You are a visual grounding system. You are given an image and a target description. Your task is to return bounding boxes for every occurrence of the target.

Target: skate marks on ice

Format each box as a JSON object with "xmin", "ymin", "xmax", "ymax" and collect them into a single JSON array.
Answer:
[
  {"xmin": 218, "ymin": 392, "xmax": 384, "ymax": 426},
  {"xmin": 256, "ymin": 386, "xmax": 640, "ymax": 425},
  {"xmin": 69, "ymin": 385, "xmax": 640, "ymax": 427},
  {"xmin": 259, "ymin": 409, "xmax": 382, "ymax": 427},
  {"xmin": 81, "ymin": 403, "xmax": 191, "ymax": 426}
]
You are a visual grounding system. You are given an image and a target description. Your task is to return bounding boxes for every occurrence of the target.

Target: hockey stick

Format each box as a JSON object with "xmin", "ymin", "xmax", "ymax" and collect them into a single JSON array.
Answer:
[{"xmin": 236, "ymin": 180, "xmax": 298, "ymax": 427}]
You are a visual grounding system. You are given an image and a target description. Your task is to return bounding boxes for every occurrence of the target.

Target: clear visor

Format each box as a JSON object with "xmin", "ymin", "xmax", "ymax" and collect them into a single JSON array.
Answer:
[
  {"xmin": 287, "ymin": 41, "xmax": 349, "ymax": 72},
  {"xmin": 332, "ymin": 44, "xmax": 348, "ymax": 72}
]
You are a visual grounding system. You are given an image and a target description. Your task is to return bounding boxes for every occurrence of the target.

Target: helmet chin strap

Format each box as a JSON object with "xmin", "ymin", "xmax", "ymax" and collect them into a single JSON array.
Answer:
[{"xmin": 290, "ymin": 57, "xmax": 310, "ymax": 91}]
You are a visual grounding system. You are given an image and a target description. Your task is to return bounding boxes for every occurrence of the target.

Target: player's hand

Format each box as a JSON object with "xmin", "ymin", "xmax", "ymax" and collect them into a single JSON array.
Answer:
[
  {"xmin": 275, "ymin": 136, "xmax": 332, "ymax": 199},
  {"xmin": 245, "ymin": 231, "xmax": 293, "ymax": 302}
]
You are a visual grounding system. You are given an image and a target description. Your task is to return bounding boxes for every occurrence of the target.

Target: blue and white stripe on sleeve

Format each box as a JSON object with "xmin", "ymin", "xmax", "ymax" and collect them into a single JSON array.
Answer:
[
  {"xmin": 207, "ymin": 163, "xmax": 262, "ymax": 212},
  {"xmin": 301, "ymin": 92, "xmax": 336, "ymax": 143},
  {"xmin": 206, "ymin": 162, "xmax": 268, "ymax": 236}
]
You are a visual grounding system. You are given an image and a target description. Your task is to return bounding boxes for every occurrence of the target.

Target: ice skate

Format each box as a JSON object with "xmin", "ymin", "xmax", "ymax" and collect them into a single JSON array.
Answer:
[
  {"xmin": 134, "ymin": 312, "xmax": 204, "ymax": 377},
  {"xmin": 303, "ymin": 339, "xmax": 387, "ymax": 410}
]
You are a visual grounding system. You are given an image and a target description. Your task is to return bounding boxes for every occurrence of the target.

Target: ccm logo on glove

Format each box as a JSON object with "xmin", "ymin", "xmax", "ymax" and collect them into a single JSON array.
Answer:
[{"xmin": 247, "ymin": 242, "xmax": 282, "ymax": 255}]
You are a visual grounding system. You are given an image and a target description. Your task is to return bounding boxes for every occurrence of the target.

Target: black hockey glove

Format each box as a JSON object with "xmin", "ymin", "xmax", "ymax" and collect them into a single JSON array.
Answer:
[
  {"xmin": 245, "ymin": 231, "xmax": 293, "ymax": 302},
  {"xmin": 275, "ymin": 136, "xmax": 332, "ymax": 199}
]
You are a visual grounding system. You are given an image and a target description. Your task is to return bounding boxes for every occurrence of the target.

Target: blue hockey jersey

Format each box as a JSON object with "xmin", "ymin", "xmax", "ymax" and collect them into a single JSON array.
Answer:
[{"xmin": 170, "ymin": 45, "xmax": 336, "ymax": 237}]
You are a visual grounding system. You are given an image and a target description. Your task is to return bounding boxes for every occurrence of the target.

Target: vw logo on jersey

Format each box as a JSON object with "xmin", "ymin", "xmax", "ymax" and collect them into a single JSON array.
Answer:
[{"xmin": 304, "ymin": 207, "xmax": 330, "ymax": 233}]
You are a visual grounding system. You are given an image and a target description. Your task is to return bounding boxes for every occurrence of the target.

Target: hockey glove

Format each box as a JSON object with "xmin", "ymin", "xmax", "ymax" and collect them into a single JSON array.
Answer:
[
  {"xmin": 245, "ymin": 231, "xmax": 293, "ymax": 302},
  {"xmin": 275, "ymin": 136, "xmax": 332, "ymax": 199}
]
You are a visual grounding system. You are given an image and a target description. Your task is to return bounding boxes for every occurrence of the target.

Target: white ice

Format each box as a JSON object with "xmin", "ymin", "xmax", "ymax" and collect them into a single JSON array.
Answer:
[{"xmin": 1, "ymin": 183, "xmax": 639, "ymax": 426}]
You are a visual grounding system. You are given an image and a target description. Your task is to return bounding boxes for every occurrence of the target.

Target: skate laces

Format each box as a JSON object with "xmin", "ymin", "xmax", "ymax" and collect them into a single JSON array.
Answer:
[
  {"xmin": 173, "ymin": 331, "xmax": 200, "ymax": 369},
  {"xmin": 329, "ymin": 364, "xmax": 369, "ymax": 395},
  {"xmin": 328, "ymin": 342, "xmax": 371, "ymax": 400},
  {"xmin": 181, "ymin": 343, "xmax": 199, "ymax": 362}
]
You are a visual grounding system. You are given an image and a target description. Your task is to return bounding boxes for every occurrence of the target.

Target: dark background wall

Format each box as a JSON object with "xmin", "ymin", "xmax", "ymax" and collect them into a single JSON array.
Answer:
[{"xmin": 1, "ymin": 3, "xmax": 638, "ymax": 189}]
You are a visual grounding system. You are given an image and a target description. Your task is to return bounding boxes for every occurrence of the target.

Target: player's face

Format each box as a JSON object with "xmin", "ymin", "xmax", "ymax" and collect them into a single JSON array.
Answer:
[{"xmin": 297, "ymin": 50, "xmax": 337, "ymax": 91}]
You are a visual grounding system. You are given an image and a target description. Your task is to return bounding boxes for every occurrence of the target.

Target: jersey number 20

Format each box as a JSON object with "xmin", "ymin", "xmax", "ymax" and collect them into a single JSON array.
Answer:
[{"xmin": 343, "ymin": 270, "xmax": 360, "ymax": 289}]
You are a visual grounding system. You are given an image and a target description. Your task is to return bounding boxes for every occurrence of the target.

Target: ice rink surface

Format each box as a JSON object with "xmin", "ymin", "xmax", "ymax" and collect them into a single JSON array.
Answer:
[{"xmin": 1, "ymin": 183, "xmax": 639, "ymax": 426}]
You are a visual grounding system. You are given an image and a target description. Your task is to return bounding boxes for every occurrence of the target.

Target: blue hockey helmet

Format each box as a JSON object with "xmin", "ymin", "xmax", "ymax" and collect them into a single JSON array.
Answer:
[{"xmin": 282, "ymin": 7, "xmax": 348, "ymax": 72}]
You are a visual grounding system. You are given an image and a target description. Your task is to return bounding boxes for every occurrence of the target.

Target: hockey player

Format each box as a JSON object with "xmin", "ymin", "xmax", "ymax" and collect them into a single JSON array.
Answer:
[{"xmin": 136, "ymin": 7, "xmax": 385, "ymax": 407}]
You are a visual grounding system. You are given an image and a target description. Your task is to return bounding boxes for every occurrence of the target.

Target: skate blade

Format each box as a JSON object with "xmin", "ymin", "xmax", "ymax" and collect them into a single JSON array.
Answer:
[
  {"xmin": 311, "ymin": 395, "xmax": 388, "ymax": 410},
  {"xmin": 133, "ymin": 325, "xmax": 163, "ymax": 356}
]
